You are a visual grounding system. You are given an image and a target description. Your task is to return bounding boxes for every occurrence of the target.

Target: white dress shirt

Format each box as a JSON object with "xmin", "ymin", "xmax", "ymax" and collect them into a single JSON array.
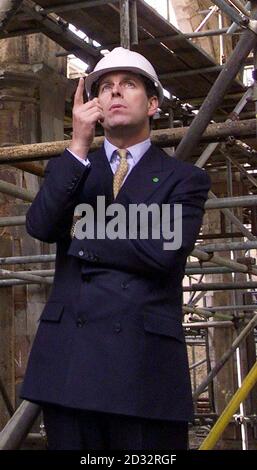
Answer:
[{"xmin": 67, "ymin": 137, "xmax": 151, "ymax": 186}]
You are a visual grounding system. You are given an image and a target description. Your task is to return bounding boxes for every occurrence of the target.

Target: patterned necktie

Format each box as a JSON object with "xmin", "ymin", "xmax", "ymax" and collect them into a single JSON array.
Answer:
[{"xmin": 113, "ymin": 148, "xmax": 129, "ymax": 198}]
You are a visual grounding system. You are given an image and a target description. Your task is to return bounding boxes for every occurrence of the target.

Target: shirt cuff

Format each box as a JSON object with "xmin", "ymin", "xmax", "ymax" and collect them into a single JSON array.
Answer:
[{"xmin": 66, "ymin": 148, "xmax": 91, "ymax": 167}]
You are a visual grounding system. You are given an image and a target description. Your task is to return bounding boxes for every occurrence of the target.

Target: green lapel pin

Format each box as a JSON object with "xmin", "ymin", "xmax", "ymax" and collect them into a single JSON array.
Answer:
[{"xmin": 152, "ymin": 177, "xmax": 159, "ymax": 183}]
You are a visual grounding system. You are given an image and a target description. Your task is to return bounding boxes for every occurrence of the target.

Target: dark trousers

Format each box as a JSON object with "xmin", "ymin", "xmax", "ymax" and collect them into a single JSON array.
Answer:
[{"xmin": 42, "ymin": 403, "xmax": 188, "ymax": 450}]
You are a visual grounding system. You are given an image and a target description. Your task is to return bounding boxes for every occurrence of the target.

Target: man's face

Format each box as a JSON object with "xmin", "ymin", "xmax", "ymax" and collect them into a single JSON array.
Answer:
[{"xmin": 97, "ymin": 72, "xmax": 158, "ymax": 133}]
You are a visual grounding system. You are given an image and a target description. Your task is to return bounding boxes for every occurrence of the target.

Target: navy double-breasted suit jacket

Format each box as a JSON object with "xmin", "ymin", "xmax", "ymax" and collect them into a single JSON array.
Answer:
[{"xmin": 20, "ymin": 144, "xmax": 211, "ymax": 422}]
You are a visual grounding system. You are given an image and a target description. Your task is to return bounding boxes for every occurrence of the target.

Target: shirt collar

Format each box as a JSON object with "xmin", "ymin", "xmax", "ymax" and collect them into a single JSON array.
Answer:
[{"xmin": 104, "ymin": 137, "xmax": 151, "ymax": 166}]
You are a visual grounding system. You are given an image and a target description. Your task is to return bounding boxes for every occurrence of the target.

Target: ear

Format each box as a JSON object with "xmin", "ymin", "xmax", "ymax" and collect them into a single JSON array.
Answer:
[{"xmin": 147, "ymin": 96, "xmax": 159, "ymax": 117}]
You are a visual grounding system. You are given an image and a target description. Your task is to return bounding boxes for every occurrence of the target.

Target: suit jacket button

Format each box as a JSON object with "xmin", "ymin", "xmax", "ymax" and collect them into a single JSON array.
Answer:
[
  {"xmin": 114, "ymin": 322, "xmax": 122, "ymax": 333},
  {"xmin": 121, "ymin": 281, "xmax": 129, "ymax": 289},
  {"xmin": 79, "ymin": 250, "xmax": 84, "ymax": 257},
  {"xmin": 76, "ymin": 317, "xmax": 85, "ymax": 328}
]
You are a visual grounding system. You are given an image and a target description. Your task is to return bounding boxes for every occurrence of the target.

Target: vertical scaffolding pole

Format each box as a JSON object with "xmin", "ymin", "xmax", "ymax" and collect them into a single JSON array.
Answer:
[
  {"xmin": 130, "ymin": 0, "xmax": 138, "ymax": 46},
  {"xmin": 120, "ymin": 0, "xmax": 130, "ymax": 49}
]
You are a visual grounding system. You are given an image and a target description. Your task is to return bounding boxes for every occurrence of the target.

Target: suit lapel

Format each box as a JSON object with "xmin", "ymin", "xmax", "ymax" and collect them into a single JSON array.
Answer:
[
  {"xmin": 81, "ymin": 144, "xmax": 176, "ymax": 207},
  {"xmin": 115, "ymin": 144, "xmax": 175, "ymax": 205}
]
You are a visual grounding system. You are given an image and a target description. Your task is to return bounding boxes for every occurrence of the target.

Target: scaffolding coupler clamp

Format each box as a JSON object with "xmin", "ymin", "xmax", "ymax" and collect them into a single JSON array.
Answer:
[
  {"xmin": 248, "ymin": 19, "xmax": 257, "ymax": 35},
  {"xmin": 200, "ymin": 251, "xmax": 214, "ymax": 265}
]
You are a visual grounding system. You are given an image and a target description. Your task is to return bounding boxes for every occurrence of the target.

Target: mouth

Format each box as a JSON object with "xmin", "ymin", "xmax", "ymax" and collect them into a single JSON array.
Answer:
[{"xmin": 109, "ymin": 104, "xmax": 126, "ymax": 111}]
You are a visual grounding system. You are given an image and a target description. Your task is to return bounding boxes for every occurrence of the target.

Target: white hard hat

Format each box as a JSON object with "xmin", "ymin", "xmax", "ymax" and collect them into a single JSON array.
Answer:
[{"xmin": 85, "ymin": 47, "xmax": 164, "ymax": 105}]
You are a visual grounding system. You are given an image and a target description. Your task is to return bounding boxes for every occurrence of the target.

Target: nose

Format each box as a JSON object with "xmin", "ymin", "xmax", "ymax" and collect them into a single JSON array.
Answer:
[{"xmin": 111, "ymin": 82, "xmax": 122, "ymax": 97}]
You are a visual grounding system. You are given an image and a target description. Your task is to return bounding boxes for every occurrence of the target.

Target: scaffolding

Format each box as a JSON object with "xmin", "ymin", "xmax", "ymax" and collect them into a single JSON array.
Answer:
[{"xmin": 0, "ymin": 0, "xmax": 257, "ymax": 451}]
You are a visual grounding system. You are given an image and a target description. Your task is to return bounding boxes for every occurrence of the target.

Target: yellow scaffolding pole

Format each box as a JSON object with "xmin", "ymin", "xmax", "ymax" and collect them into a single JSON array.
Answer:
[{"xmin": 199, "ymin": 361, "xmax": 257, "ymax": 450}]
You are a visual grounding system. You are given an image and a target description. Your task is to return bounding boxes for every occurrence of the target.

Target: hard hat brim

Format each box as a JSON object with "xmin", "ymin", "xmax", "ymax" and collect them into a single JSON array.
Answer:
[{"xmin": 85, "ymin": 65, "xmax": 164, "ymax": 105}]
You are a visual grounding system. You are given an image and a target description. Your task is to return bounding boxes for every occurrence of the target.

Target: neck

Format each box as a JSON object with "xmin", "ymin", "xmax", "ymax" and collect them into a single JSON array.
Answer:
[{"xmin": 105, "ymin": 126, "xmax": 150, "ymax": 148}]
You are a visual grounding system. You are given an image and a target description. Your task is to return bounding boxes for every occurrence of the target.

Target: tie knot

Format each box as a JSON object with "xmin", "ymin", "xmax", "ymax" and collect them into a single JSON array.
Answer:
[{"xmin": 117, "ymin": 148, "xmax": 128, "ymax": 160}]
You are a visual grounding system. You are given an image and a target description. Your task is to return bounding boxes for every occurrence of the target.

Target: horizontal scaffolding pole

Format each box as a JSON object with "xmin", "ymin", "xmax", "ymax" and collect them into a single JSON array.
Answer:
[
  {"xmin": 0, "ymin": 268, "xmax": 52, "ymax": 284},
  {"xmin": 0, "ymin": 180, "xmax": 34, "ymax": 202},
  {"xmin": 183, "ymin": 305, "xmax": 233, "ymax": 321},
  {"xmin": 201, "ymin": 305, "xmax": 257, "ymax": 312},
  {"xmin": 205, "ymin": 195, "xmax": 257, "ymax": 209},
  {"xmin": 0, "ymin": 216, "xmax": 26, "ymax": 227},
  {"xmin": 0, "ymin": 119, "xmax": 256, "ymax": 164},
  {"xmin": 186, "ymin": 266, "xmax": 242, "ymax": 274},
  {"xmin": 183, "ymin": 321, "xmax": 234, "ymax": 328},
  {"xmin": 100, "ymin": 28, "xmax": 242, "ymax": 49},
  {"xmin": 198, "ymin": 240, "xmax": 257, "ymax": 252},
  {"xmin": 183, "ymin": 281, "xmax": 257, "ymax": 291},
  {"xmin": 192, "ymin": 247, "xmax": 257, "ymax": 275},
  {"xmin": 0, "ymin": 269, "xmax": 54, "ymax": 281},
  {"xmin": 0, "ymin": 279, "xmax": 53, "ymax": 287},
  {"xmin": 0, "ymin": 254, "xmax": 55, "ymax": 265},
  {"xmin": 1, "ymin": 192, "xmax": 256, "ymax": 211}
]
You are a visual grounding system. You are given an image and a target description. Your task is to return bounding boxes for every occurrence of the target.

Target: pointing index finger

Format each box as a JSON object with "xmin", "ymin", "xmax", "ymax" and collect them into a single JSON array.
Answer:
[{"xmin": 74, "ymin": 77, "xmax": 85, "ymax": 106}]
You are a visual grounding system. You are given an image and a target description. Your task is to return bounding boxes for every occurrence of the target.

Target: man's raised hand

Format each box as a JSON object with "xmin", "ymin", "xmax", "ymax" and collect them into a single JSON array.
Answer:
[{"xmin": 68, "ymin": 77, "xmax": 104, "ymax": 159}]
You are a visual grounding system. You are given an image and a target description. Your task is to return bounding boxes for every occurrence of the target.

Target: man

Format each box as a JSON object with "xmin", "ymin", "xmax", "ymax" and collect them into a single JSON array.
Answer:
[{"xmin": 21, "ymin": 47, "xmax": 211, "ymax": 450}]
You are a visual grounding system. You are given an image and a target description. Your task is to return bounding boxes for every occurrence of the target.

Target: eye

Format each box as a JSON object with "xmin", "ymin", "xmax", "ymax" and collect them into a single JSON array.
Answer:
[
  {"xmin": 123, "ymin": 80, "xmax": 136, "ymax": 88},
  {"xmin": 100, "ymin": 83, "xmax": 112, "ymax": 93}
]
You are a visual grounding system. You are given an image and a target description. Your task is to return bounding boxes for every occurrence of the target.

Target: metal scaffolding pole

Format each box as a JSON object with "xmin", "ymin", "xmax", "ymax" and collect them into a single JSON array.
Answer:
[
  {"xmin": 0, "ymin": 254, "xmax": 55, "ymax": 265},
  {"xmin": 183, "ymin": 281, "xmax": 257, "ymax": 291},
  {"xmin": 212, "ymin": 0, "xmax": 250, "ymax": 25},
  {"xmin": 0, "ymin": 401, "xmax": 40, "ymax": 450},
  {"xmin": 196, "ymin": 240, "xmax": 257, "ymax": 252},
  {"xmin": 120, "ymin": 0, "xmax": 130, "ymax": 49},
  {"xmin": 0, "ymin": 377, "xmax": 14, "ymax": 417},
  {"xmin": 129, "ymin": 27, "xmax": 240, "ymax": 45},
  {"xmin": 130, "ymin": 0, "xmax": 138, "ymax": 46},
  {"xmin": 183, "ymin": 321, "xmax": 234, "ymax": 328},
  {"xmin": 0, "ymin": 268, "xmax": 52, "ymax": 284},
  {"xmin": 174, "ymin": 2, "xmax": 257, "ymax": 162},
  {"xmin": 200, "ymin": 305, "xmax": 257, "ymax": 312},
  {"xmin": 0, "ymin": 216, "xmax": 26, "ymax": 227},
  {"xmin": 205, "ymin": 195, "xmax": 257, "ymax": 209},
  {"xmin": 0, "ymin": 269, "xmax": 54, "ymax": 280},
  {"xmin": 21, "ymin": 0, "xmax": 101, "ymax": 68},
  {"xmin": 193, "ymin": 313, "xmax": 257, "ymax": 400},
  {"xmin": 0, "ymin": 119, "xmax": 256, "ymax": 164},
  {"xmin": 186, "ymin": 266, "xmax": 246, "ymax": 274},
  {"xmin": 199, "ymin": 361, "xmax": 257, "ymax": 450},
  {"xmin": 230, "ymin": 0, "xmax": 251, "ymax": 17},
  {"xmin": 0, "ymin": 180, "xmax": 34, "ymax": 202},
  {"xmin": 0, "ymin": 279, "xmax": 53, "ymax": 287},
  {"xmin": 189, "ymin": 358, "xmax": 207, "ymax": 370},
  {"xmin": 195, "ymin": 5, "xmax": 219, "ymax": 33},
  {"xmin": 208, "ymin": 191, "xmax": 256, "ymax": 241},
  {"xmin": 227, "ymin": 1, "xmax": 251, "ymax": 34},
  {"xmin": 220, "ymin": 148, "xmax": 257, "ymax": 190},
  {"xmin": 191, "ymin": 247, "xmax": 257, "ymax": 275}
]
